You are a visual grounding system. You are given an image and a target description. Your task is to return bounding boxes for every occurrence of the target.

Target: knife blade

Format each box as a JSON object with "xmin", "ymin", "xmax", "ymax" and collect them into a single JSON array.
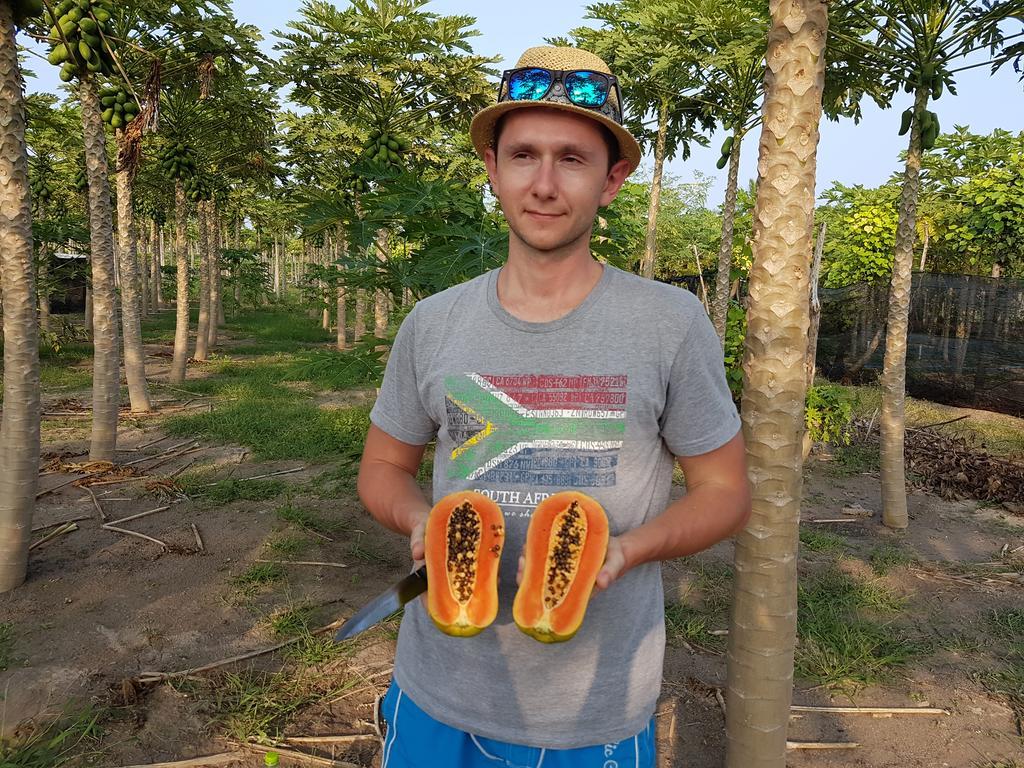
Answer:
[{"xmin": 333, "ymin": 565, "xmax": 427, "ymax": 641}]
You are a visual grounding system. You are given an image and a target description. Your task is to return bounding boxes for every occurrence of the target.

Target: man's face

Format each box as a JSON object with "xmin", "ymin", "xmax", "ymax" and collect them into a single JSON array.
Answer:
[{"xmin": 484, "ymin": 108, "xmax": 630, "ymax": 257}]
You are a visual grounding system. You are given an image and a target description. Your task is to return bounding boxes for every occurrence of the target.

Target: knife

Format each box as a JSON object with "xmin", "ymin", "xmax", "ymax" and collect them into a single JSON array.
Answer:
[{"xmin": 333, "ymin": 565, "xmax": 428, "ymax": 641}]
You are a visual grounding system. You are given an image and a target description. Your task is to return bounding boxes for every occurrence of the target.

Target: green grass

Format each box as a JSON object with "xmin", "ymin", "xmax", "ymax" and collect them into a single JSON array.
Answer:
[
  {"xmin": 265, "ymin": 533, "xmax": 313, "ymax": 559},
  {"xmin": 799, "ymin": 527, "xmax": 848, "ymax": 554},
  {"xmin": 166, "ymin": 396, "xmax": 370, "ymax": 463},
  {"xmin": 665, "ymin": 561, "xmax": 733, "ymax": 652},
  {"xmin": 177, "ymin": 473, "xmax": 286, "ymax": 501},
  {"xmin": 0, "ymin": 710, "xmax": 104, "ymax": 766},
  {"xmin": 282, "ymin": 630, "xmax": 359, "ymax": 667},
  {"xmin": 275, "ymin": 503, "xmax": 346, "ymax": 536},
  {"xmin": 795, "ymin": 567, "xmax": 920, "ymax": 692},
  {"xmin": 265, "ymin": 603, "xmax": 315, "ymax": 638},
  {"xmin": 205, "ymin": 669, "xmax": 318, "ymax": 743},
  {"xmin": 283, "ymin": 348, "xmax": 385, "ymax": 392},
  {"xmin": 0, "ymin": 622, "xmax": 14, "ymax": 671},
  {"xmin": 868, "ymin": 542, "xmax": 917, "ymax": 574},
  {"xmin": 204, "ymin": 666, "xmax": 361, "ymax": 743},
  {"xmin": 39, "ymin": 364, "xmax": 93, "ymax": 393},
  {"xmin": 231, "ymin": 563, "xmax": 285, "ymax": 597},
  {"xmin": 825, "ymin": 441, "xmax": 880, "ymax": 477}
]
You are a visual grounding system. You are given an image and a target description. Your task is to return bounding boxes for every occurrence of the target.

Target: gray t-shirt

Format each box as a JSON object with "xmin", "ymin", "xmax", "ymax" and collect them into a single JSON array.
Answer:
[{"xmin": 370, "ymin": 263, "xmax": 740, "ymax": 749}]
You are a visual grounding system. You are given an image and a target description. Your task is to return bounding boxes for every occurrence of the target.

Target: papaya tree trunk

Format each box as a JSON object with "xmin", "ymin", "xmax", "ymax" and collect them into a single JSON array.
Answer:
[
  {"xmin": 214, "ymin": 218, "xmax": 225, "ymax": 327},
  {"xmin": 919, "ymin": 220, "xmax": 929, "ymax": 271},
  {"xmin": 84, "ymin": 284, "xmax": 92, "ymax": 334},
  {"xmin": 169, "ymin": 180, "xmax": 190, "ymax": 384},
  {"xmin": 115, "ymin": 134, "xmax": 151, "ymax": 413},
  {"xmin": 374, "ymin": 229, "xmax": 389, "ymax": 337},
  {"xmin": 640, "ymin": 97, "xmax": 668, "ymax": 279},
  {"xmin": 37, "ymin": 201, "xmax": 50, "ymax": 332},
  {"xmin": 194, "ymin": 199, "xmax": 211, "ymax": 362},
  {"xmin": 354, "ymin": 289, "xmax": 366, "ymax": 340},
  {"xmin": 80, "ymin": 75, "xmax": 120, "ymax": 462},
  {"xmin": 207, "ymin": 200, "xmax": 221, "ymax": 347},
  {"xmin": 806, "ymin": 221, "xmax": 826, "ymax": 390},
  {"xmin": 273, "ymin": 234, "xmax": 281, "ymax": 299},
  {"xmin": 152, "ymin": 219, "xmax": 162, "ymax": 309},
  {"xmin": 725, "ymin": 2, "xmax": 827, "ymax": 766},
  {"xmin": 880, "ymin": 84, "xmax": 929, "ymax": 531},
  {"xmin": 138, "ymin": 220, "xmax": 150, "ymax": 316},
  {"xmin": 712, "ymin": 132, "xmax": 744, "ymax": 343},
  {"xmin": 336, "ymin": 227, "xmax": 348, "ymax": 351},
  {"xmin": 0, "ymin": 3, "xmax": 41, "ymax": 593}
]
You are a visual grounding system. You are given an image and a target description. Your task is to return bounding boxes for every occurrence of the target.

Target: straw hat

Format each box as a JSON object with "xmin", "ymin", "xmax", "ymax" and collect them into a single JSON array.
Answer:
[{"xmin": 470, "ymin": 46, "xmax": 641, "ymax": 174}]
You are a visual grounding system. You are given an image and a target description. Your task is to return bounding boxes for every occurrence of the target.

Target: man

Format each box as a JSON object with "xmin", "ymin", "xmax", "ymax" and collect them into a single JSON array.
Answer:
[{"xmin": 358, "ymin": 45, "xmax": 751, "ymax": 767}]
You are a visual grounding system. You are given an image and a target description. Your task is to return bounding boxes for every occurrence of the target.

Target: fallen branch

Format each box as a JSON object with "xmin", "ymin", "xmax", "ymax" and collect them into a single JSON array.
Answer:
[
  {"xmin": 85, "ymin": 485, "xmax": 107, "ymax": 522},
  {"xmin": 151, "ymin": 383, "xmax": 212, "ymax": 399},
  {"xmin": 787, "ymin": 741, "xmax": 860, "ymax": 750},
  {"xmin": 911, "ymin": 414, "xmax": 970, "ymax": 431},
  {"xmin": 36, "ymin": 466, "xmax": 111, "ymax": 499},
  {"xmin": 170, "ymin": 459, "xmax": 197, "ymax": 478},
  {"xmin": 191, "ymin": 523, "xmax": 204, "ymax": 552},
  {"xmin": 256, "ymin": 559, "xmax": 348, "ymax": 569},
  {"xmin": 146, "ymin": 445, "xmax": 203, "ymax": 473},
  {"xmin": 136, "ymin": 618, "xmax": 345, "ymax": 684},
  {"xmin": 135, "ymin": 434, "xmax": 172, "ymax": 451},
  {"xmin": 806, "ymin": 518, "xmax": 867, "ymax": 524},
  {"xmin": 101, "ymin": 523, "xmax": 168, "ymax": 550},
  {"xmin": 283, "ymin": 734, "xmax": 375, "ymax": 745},
  {"xmin": 115, "ymin": 752, "xmax": 242, "ymax": 768},
  {"xmin": 29, "ymin": 522, "xmax": 78, "ymax": 550},
  {"xmin": 123, "ymin": 439, "xmax": 194, "ymax": 467},
  {"xmin": 199, "ymin": 466, "xmax": 306, "ymax": 487},
  {"xmin": 106, "ymin": 505, "xmax": 171, "ymax": 527},
  {"xmin": 32, "ymin": 514, "xmax": 91, "ymax": 533},
  {"xmin": 791, "ymin": 705, "xmax": 948, "ymax": 715},
  {"xmin": 230, "ymin": 742, "xmax": 358, "ymax": 768}
]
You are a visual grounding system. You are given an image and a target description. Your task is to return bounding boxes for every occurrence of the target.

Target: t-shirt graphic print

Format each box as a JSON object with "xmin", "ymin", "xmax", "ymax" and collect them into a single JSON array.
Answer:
[{"xmin": 445, "ymin": 373, "xmax": 626, "ymax": 515}]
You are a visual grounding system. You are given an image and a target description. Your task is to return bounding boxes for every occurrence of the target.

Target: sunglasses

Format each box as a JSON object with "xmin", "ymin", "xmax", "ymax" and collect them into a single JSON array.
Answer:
[{"xmin": 498, "ymin": 67, "xmax": 623, "ymax": 124}]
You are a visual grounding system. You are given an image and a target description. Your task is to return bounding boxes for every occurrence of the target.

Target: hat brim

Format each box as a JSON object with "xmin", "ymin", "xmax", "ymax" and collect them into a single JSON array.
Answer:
[{"xmin": 470, "ymin": 100, "xmax": 641, "ymax": 175}]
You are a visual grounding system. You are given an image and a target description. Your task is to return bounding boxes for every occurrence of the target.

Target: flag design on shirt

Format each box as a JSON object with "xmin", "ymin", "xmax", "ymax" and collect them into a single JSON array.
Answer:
[{"xmin": 444, "ymin": 373, "xmax": 627, "ymax": 487}]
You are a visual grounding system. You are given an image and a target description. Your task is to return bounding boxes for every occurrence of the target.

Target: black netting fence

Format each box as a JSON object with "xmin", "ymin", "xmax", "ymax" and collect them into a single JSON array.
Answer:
[{"xmin": 816, "ymin": 273, "xmax": 1024, "ymax": 417}]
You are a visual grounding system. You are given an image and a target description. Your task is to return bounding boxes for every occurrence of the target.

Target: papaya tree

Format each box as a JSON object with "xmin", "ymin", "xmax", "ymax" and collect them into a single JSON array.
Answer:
[
  {"xmin": 830, "ymin": 0, "xmax": 1024, "ymax": 529},
  {"xmin": 43, "ymin": 0, "xmax": 123, "ymax": 460},
  {"xmin": 277, "ymin": 0, "xmax": 494, "ymax": 333},
  {"xmin": 566, "ymin": 0, "xmax": 710, "ymax": 279},
  {"xmin": 659, "ymin": 0, "xmax": 768, "ymax": 340},
  {"xmin": 1, "ymin": 0, "xmax": 43, "ymax": 593},
  {"xmin": 724, "ymin": 2, "xmax": 829, "ymax": 764}
]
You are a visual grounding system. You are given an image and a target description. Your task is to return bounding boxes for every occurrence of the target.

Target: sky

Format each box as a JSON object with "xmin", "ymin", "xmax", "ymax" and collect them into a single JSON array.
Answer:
[{"xmin": 21, "ymin": 0, "xmax": 1024, "ymax": 206}]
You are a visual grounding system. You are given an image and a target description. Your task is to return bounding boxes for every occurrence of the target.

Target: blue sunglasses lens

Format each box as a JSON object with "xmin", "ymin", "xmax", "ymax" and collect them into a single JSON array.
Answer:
[
  {"xmin": 564, "ymin": 71, "xmax": 609, "ymax": 108},
  {"xmin": 508, "ymin": 68, "xmax": 553, "ymax": 100}
]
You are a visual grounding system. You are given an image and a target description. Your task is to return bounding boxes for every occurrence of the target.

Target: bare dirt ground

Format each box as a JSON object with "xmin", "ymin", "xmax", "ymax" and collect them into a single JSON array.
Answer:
[{"xmin": 3, "ymin": 329, "xmax": 1023, "ymax": 767}]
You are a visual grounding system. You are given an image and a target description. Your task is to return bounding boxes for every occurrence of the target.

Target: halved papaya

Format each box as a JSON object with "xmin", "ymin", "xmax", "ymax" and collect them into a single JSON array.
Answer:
[
  {"xmin": 513, "ymin": 491, "xmax": 609, "ymax": 643},
  {"xmin": 424, "ymin": 490, "xmax": 505, "ymax": 637}
]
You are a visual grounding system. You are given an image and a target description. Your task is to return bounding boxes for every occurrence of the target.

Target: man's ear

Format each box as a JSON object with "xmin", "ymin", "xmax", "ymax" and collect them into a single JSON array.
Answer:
[
  {"xmin": 483, "ymin": 147, "xmax": 499, "ymax": 197},
  {"xmin": 599, "ymin": 158, "xmax": 633, "ymax": 207}
]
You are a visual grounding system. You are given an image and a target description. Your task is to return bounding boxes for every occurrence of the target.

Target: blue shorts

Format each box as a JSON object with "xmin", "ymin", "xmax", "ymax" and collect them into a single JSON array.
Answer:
[{"xmin": 379, "ymin": 680, "xmax": 657, "ymax": 768}]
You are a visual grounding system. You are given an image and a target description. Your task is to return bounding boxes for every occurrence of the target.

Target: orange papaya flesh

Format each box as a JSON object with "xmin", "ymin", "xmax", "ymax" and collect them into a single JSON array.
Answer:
[
  {"xmin": 424, "ymin": 490, "xmax": 505, "ymax": 637},
  {"xmin": 513, "ymin": 491, "xmax": 609, "ymax": 643}
]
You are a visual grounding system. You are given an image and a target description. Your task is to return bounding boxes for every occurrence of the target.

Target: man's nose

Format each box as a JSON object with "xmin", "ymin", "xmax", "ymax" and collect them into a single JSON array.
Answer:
[{"xmin": 530, "ymin": 156, "xmax": 558, "ymax": 199}]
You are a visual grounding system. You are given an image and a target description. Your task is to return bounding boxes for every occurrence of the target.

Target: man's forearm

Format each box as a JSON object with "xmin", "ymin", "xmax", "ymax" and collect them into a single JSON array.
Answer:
[
  {"xmin": 357, "ymin": 460, "xmax": 431, "ymax": 538},
  {"xmin": 618, "ymin": 481, "xmax": 751, "ymax": 570}
]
